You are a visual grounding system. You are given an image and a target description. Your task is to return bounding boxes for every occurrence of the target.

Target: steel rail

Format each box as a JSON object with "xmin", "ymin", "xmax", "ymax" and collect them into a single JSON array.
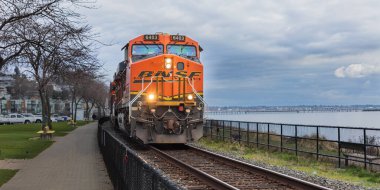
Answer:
[
  {"xmin": 186, "ymin": 144, "xmax": 332, "ymax": 190},
  {"xmin": 149, "ymin": 146, "xmax": 239, "ymax": 190}
]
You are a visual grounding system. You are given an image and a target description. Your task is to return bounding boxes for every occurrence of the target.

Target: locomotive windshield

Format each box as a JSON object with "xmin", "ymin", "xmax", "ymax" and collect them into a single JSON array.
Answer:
[
  {"xmin": 167, "ymin": 45, "xmax": 196, "ymax": 57},
  {"xmin": 132, "ymin": 44, "xmax": 163, "ymax": 56},
  {"xmin": 132, "ymin": 44, "xmax": 163, "ymax": 62}
]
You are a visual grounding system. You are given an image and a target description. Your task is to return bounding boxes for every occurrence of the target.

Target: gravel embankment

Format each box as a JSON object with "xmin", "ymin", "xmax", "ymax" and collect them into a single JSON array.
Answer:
[{"xmin": 190, "ymin": 143, "xmax": 378, "ymax": 190}]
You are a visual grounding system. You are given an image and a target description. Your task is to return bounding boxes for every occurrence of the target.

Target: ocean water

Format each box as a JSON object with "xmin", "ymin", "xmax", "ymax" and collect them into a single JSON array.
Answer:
[
  {"xmin": 206, "ymin": 112, "xmax": 380, "ymax": 142},
  {"xmin": 206, "ymin": 111, "xmax": 380, "ymax": 128}
]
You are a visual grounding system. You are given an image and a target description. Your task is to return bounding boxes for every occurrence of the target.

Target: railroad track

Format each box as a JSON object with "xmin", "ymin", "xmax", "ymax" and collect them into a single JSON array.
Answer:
[{"xmin": 149, "ymin": 144, "xmax": 331, "ymax": 190}]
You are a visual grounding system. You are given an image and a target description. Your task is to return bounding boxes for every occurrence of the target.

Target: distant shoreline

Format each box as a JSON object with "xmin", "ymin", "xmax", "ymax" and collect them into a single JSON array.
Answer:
[
  {"xmin": 362, "ymin": 109, "xmax": 380, "ymax": 112},
  {"xmin": 205, "ymin": 110, "xmax": 369, "ymax": 114}
]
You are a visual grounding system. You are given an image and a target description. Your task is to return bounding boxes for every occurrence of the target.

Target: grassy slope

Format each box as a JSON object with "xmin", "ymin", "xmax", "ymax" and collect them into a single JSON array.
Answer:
[
  {"xmin": 0, "ymin": 169, "xmax": 17, "ymax": 187},
  {"xmin": 0, "ymin": 121, "xmax": 90, "ymax": 159},
  {"xmin": 197, "ymin": 138, "xmax": 380, "ymax": 188}
]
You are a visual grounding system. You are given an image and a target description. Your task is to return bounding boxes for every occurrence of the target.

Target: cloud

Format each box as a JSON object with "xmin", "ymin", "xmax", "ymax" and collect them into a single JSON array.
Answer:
[
  {"xmin": 334, "ymin": 63, "xmax": 380, "ymax": 78},
  {"xmin": 319, "ymin": 90, "xmax": 348, "ymax": 100},
  {"xmin": 78, "ymin": 0, "xmax": 380, "ymax": 105}
]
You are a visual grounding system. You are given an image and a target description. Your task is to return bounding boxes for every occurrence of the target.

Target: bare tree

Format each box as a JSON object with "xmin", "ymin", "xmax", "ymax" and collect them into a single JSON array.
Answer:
[
  {"xmin": 9, "ymin": 74, "xmax": 38, "ymax": 99},
  {"xmin": 1, "ymin": 0, "xmax": 102, "ymax": 128},
  {"xmin": 62, "ymin": 68, "xmax": 99, "ymax": 122},
  {"xmin": 93, "ymin": 81, "xmax": 108, "ymax": 117},
  {"xmin": 12, "ymin": 17, "xmax": 99, "ymax": 129},
  {"xmin": 81, "ymin": 79, "xmax": 96, "ymax": 120},
  {"xmin": 0, "ymin": 0, "xmax": 94, "ymax": 69},
  {"xmin": 80, "ymin": 79, "xmax": 108, "ymax": 120},
  {"xmin": 1, "ymin": 0, "xmax": 55, "ymax": 67}
]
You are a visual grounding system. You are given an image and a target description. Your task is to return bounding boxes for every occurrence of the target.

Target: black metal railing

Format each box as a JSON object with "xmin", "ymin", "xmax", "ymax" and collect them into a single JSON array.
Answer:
[
  {"xmin": 204, "ymin": 119, "xmax": 380, "ymax": 171},
  {"xmin": 98, "ymin": 118, "xmax": 181, "ymax": 190}
]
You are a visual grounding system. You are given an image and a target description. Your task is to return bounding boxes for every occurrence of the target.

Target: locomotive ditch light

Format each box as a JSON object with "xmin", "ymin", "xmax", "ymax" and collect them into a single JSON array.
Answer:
[
  {"xmin": 187, "ymin": 94, "xmax": 194, "ymax": 101},
  {"xmin": 165, "ymin": 58, "xmax": 172, "ymax": 69},
  {"xmin": 165, "ymin": 63, "xmax": 172, "ymax": 69},
  {"xmin": 148, "ymin": 93, "xmax": 155, "ymax": 101},
  {"xmin": 150, "ymin": 108, "xmax": 156, "ymax": 113}
]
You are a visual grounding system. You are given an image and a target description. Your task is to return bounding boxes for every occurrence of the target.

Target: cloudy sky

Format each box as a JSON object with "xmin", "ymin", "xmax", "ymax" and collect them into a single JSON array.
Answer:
[{"xmin": 80, "ymin": 0, "xmax": 380, "ymax": 106}]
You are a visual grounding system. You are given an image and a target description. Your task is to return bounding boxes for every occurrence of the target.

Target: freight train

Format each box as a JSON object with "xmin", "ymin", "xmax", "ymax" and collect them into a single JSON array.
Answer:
[{"xmin": 110, "ymin": 33, "xmax": 205, "ymax": 144}]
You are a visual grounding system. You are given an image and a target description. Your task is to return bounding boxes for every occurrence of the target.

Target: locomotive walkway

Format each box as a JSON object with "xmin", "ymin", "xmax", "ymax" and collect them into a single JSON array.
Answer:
[{"xmin": 0, "ymin": 123, "xmax": 112, "ymax": 190}]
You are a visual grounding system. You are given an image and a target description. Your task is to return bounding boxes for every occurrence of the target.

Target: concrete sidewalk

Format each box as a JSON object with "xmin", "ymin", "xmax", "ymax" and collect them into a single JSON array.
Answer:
[
  {"xmin": 0, "ymin": 123, "xmax": 113, "ymax": 190},
  {"xmin": 0, "ymin": 159, "xmax": 28, "ymax": 170}
]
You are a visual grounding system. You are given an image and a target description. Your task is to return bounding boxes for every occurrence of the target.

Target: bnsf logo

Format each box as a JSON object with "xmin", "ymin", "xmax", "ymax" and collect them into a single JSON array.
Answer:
[
  {"xmin": 133, "ymin": 71, "xmax": 201, "ymax": 83},
  {"xmin": 137, "ymin": 71, "xmax": 201, "ymax": 78}
]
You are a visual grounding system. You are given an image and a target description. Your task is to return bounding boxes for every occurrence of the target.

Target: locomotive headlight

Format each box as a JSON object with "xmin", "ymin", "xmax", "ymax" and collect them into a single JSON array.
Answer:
[
  {"xmin": 165, "ymin": 58, "xmax": 172, "ymax": 69},
  {"xmin": 187, "ymin": 94, "xmax": 194, "ymax": 100},
  {"xmin": 165, "ymin": 63, "xmax": 172, "ymax": 69},
  {"xmin": 148, "ymin": 93, "xmax": 155, "ymax": 100}
]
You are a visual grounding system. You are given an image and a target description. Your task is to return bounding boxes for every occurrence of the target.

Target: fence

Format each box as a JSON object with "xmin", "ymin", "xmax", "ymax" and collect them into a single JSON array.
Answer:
[
  {"xmin": 97, "ymin": 118, "xmax": 181, "ymax": 190},
  {"xmin": 204, "ymin": 119, "xmax": 380, "ymax": 170}
]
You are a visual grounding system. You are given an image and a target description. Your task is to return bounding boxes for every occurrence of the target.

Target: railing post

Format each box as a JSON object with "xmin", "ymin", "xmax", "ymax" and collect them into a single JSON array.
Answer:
[
  {"xmin": 210, "ymin": 120, "xmax": 213, "ymax": 138},
  {"xmin": 218, "ymin": 121, "xmax": 221, "ymax": 140},
  {"xmin": 247, "ymin": 123, "xmax": 250, "ymax": 146},
  {"xmin": 364, "ymin": 129, "xmax": 367, "ymax": 169},
  {"xmin": 280, "ymin": 124, "xmax": 283, "ymax": 152},
  {"xmin": 316, "ymin": 126, "xmax": 319, "ymax": 161},
  {"xmin": 222, "ymin": 121, "xmax": 225, "ymax": 141},
  {"xmin": 230, "ymin": 121, "xmax": 232, "ymax": 142},
  {"xmin": 267, "ymin": 123, "xmax": 270, "ymax": 150},
  {"xmin": 256, "ymin": 123, "xmax": 259, "ymax": 148},
  {"xmin": 238, "ymin": 122, "xmax": 241, "ymax": 144},
  {"xmin": 338, "ymin": 127, "xmax": 341, "ymax": 168},
  {"xmin": 295, "ymin": 125, "xmax": 298, "ymax": 156}
]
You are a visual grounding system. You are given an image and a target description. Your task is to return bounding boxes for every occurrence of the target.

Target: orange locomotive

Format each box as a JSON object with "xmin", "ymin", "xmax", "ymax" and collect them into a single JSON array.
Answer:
[{"xmin": 110, "ymin": 33, "xmax": 205, "ymax": 144}]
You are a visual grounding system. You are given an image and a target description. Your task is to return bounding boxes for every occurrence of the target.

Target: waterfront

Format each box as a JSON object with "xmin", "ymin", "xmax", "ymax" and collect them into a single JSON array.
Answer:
[
  {"xmin": 206, "ymin": 111, "xmax": 380, "ymax": 143},
  {"xmin": 207, "ymin": 111, "xmax": 380, "ymax": 129}
]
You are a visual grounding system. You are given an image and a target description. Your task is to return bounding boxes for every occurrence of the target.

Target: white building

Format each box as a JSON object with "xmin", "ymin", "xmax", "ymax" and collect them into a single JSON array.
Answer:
[{"xmin": 0, "ymin": 73, "xmax": 14, "ymax": 99}]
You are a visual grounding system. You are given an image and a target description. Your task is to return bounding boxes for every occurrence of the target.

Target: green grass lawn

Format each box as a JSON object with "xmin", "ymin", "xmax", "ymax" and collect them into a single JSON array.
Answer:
[
  {"xmin": 0, "ymin": 169, "xmax": 17, "ymax": 187},
  {"xmin": 0, "ymin": 121, "xmax": 91, "ymax": 160},
  {"xmin": 197, "ymin": 138, "xmax": 380, "ymax": 188}
]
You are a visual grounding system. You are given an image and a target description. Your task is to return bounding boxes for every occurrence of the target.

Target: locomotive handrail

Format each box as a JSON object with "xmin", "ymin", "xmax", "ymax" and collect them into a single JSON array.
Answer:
[
  {"xmin": 127, "ymin": 57, "xmax": 158, "ymax": 121},
  {"xmin": 128, "ymin": 76, "xmax": 157, "ymax": 120},
  {"xmin": 186, "ymin": 77, "xmax": 207, "ymax": 108}
]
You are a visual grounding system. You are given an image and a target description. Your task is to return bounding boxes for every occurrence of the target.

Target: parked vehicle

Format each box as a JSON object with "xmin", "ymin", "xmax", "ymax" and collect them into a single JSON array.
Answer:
[
  {"xmin": 0, "ymin": 115, "xmax": 10, "ymax": 124},
  {"xmin": 35, "ymin": 114, "xmax": 58, "ymax": 123},
  {"xmin": 52, "ymin": 114, "xmax": 71, "ymax": 122},
  {"xmin": 60, "ymin": 116, "xmax": 72, "ymax": 121},
  {"xmin": 21, "ymin": 113, "xmax": 42, "ymax": 123},
  {"xmin": 4, "ymin": 113, "xmax": 30, "ymax": 124},
  {"xmin": 0, "ymin": 113, "xmax": 66, "ymax": 125},
  {"xmin": 51, "ymin": 117, "xmax": 58, "ymax": 122}
]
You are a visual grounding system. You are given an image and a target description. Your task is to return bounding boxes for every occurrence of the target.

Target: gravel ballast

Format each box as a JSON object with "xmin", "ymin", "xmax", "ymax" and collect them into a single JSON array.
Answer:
[{"xmin": 190, "ymin": 142, "xmax": 378, "ymax": 190}]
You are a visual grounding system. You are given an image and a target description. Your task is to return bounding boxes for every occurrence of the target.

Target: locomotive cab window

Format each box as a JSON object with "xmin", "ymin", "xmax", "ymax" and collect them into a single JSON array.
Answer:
[
  {"xmin": 167, "ymin": 45, "xmax": 200, "ymax": 62},
  {"xmin": 167, "ymin": 45, "xmax": 196, "ymax": 57},
  {"xmin": 132, "ymin": 44, "xmax": 163, "ymax": 55},
  {"xmin": 132, "ymin": 44, "xmax": 163, "ymax": 62}
]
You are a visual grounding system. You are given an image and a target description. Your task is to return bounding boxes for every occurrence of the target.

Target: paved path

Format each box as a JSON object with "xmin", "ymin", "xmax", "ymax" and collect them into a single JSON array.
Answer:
[
  {"xmin": 0, "ymin": 159, "xmax": 28, "ymax": 170},
  {"xmin": 0, "ymin": 123, "xmax": 113, "ymax": 190}
]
